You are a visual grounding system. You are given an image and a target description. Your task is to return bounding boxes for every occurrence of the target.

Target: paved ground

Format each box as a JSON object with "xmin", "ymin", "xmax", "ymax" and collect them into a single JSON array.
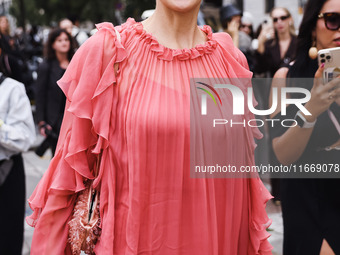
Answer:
[
  {"xmin": 22, "ymin": 149, "xmax": 283, "ymax": 255},
  {"xmin": 22, "ymin": 150, "xmax": 51, "ymax": 255}
]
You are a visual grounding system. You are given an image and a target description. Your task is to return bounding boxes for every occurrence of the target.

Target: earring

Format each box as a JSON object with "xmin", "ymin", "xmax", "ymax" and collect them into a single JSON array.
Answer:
[{"xmin": 308, "ymin": 39, "xmax": 318, "ymax": 59}]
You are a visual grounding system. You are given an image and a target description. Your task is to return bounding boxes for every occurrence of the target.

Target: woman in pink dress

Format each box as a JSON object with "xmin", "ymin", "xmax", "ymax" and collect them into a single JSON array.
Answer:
[{"xmin": 27, "ymin": 0, "xmax": 273, "ymax": 254}]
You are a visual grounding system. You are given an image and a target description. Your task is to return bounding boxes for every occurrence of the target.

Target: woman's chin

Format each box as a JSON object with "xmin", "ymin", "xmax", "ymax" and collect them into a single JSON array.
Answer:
[{"xmin": 159, "ymin": 0, "xmax": 200, "ymax": 13}]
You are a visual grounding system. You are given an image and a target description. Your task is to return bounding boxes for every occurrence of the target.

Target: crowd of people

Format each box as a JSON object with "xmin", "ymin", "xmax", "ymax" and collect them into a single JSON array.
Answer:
[
  {"xmin": 0, "ymin": 15, "xmax": 83, "ymax": 254},
  {"xmin": 0, "ymin": 0, "xmax": 339, "ymax": 254},
  {"xmin": 220, "ymin": 1, "xmax": 340, "ymax": 254}
]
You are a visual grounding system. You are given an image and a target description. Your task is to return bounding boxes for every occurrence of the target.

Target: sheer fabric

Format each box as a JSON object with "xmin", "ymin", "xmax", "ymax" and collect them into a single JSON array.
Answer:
[{"xmin": 27, "ymin": 19, "xmax": 272, "ymax": 255}]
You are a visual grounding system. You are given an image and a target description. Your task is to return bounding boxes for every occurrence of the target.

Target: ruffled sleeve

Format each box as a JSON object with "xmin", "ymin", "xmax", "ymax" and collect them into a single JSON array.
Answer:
[
  {"xmin": 26, "ymin": 22, "xmax": 127, "ymax": 255},
  {"xmin": 213, "ymin": 32, "xmax": 263, "ymax": 142},
  {"xmin": 234, "ymin": 36, "xmax": 273, "ymax": 255},
  {"xmin": 237, "ymin": 47, "xmax": 264, "ymax": 152},
  {"xmin": 214, "ymin": 31, "xmax": 273, "ymax": 255},
  {"xmin": 238, "ymin": 48, "xmax": 273, "ymax": 255}
]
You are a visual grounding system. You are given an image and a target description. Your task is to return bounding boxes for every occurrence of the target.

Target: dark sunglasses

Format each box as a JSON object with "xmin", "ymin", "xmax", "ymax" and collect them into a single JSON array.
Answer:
[
  {"xmin": 318, "ymin": 12, "xmax": 340, "ymax": 31},
  {"xmin": 273, "ymin": 15, "xmax": 290, "ymax": 23}
]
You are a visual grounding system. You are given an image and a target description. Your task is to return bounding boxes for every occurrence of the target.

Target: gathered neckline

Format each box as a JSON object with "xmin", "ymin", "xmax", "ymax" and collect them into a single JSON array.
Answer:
[{"xmin": 122, "ymin": 18, "xmax": 218, "ymax": 61}]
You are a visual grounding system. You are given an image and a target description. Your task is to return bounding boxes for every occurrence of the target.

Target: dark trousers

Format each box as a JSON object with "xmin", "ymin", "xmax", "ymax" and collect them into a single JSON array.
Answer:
[
  {"xmin": 0, "ymin": 154, "xmax": 25, "ymax": 255},
  {"xmin": 281, "ymin": 179, "xmax": 340, "ymax": 255}
]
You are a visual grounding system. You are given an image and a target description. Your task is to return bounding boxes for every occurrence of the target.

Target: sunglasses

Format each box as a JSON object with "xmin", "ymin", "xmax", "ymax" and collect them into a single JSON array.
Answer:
[
  {"xmin": 318, "ymin": 12, "xmax": 340, "ymax": 31},
  {"xmin": 273, "ymin": 15, "xmax": 290, "ymax": 23}
]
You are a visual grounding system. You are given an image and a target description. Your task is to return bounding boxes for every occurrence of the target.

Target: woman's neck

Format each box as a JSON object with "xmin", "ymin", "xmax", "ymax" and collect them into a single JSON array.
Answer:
[
  {"xmin": 141, "ymin": 3, "xmax": 206, "ymax": 50},
  {"xmin": 277, "ymin": 30, "xmax": 291, "ymax": 41},
  {"xmin": 55, "ymin": 52, "xmax": 69, "ymax": 69}
]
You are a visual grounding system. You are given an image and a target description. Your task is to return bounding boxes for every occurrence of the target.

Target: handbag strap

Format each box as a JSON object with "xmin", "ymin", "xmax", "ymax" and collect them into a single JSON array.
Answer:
[
  {"xmin": 113, "ymin": 27, "xmax": 120, "ymax": 76},
  {"xmin": 328, "ymin": 109, "xmax": 340, "ymax": 136},
  {"xmin": 114, "ymin": 27, "xmax": 121, "ymax": 42},
  {"xmin": 93, "ymin": 151, "xmax": 102, "ymax": 178}
]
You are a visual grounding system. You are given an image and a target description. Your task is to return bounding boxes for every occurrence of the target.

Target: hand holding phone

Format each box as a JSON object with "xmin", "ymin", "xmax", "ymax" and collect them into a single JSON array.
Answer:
[{"xmin": 318, "ymin": 47, "xmax": 340, "ymax": 85}]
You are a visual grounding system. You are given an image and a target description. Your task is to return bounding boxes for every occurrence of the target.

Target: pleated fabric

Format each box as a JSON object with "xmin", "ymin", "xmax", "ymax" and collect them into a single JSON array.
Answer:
[{"xmin": 27, "ymin": 18, "xmax": 273, "ymax": 255}]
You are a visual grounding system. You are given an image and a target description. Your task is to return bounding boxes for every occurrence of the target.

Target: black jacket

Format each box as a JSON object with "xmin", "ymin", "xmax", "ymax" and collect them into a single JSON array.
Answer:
[
  {"xmin": 35, "ymin": 59, "xmax": 66, "ymax": 131},
  {"xmin": 254, "ymin": 35, "xmax": 297, "ymax": 77}
]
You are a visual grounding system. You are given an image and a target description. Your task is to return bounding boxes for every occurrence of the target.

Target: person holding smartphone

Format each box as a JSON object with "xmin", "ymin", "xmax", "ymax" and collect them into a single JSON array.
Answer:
[
  {"xmin": 255, "ymin": 7, "xmax": 297, "ymax": 77},
  {"xmin": 254, "ymin": 7, "xmax": 298, "ymax": 205},
  {"xmin": 269, "ymin": 0, "xmax": 340, "ymax": 254}
]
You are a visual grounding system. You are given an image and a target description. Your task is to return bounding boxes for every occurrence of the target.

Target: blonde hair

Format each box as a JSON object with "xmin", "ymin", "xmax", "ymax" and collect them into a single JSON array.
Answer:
[
  {"xmin": 0, "ymin": 16, "xmax": 10, "ymax": 35},
  {"xmin": 270, "ymin": 7, "xmax": 296, "ymax": 36}
]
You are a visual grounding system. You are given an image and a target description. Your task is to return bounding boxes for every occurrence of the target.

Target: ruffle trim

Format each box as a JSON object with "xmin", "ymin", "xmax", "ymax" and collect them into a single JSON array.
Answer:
[
  {"xmin": 243, "ymin": 121, "xmax": 272, "ymax": 254},
  {"xmin": 243, "ymin": 92, "xmax": 272, "ymax": 254},
  {"xmin": 245, "ymin": 110, "xmax": 272, "ymax": 254},
  {"xmin": 26, "ymin": 22, "xmax": 126, "ymax": 228},
  {"xmin": 122, "ymin": 18, "xmax": 218, "ymax": 61},
  {"xmin": 249, "ymin": 177, "xmax": 273, "ymax": 254}
]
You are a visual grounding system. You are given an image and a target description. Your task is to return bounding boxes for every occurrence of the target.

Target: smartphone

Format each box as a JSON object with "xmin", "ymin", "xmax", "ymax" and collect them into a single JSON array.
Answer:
[
  {"xmin": 318, "ymin": 47, "xmax": 340, "ymax": 84},
  {"xmin": 262, "ymin": 17, "xmax": 273, "ymax": 28}
]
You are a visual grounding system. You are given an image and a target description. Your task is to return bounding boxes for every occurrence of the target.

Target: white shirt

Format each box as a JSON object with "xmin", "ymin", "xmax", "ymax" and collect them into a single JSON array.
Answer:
[{"xmin": 0, "ymin": 76, "xmax": 36, "ymax": 160}]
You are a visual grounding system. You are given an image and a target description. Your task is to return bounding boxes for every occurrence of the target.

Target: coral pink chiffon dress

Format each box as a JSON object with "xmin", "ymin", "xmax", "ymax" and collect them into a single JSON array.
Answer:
[{"xmin": 27, "ymin": 18, "xmax": 273, "ymax": 254}]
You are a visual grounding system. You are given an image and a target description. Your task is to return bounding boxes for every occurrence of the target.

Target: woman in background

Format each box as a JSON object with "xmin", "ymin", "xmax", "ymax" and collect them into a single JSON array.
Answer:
[
  {"xmin": 219, "ymin": 4, "xmax": 242, "ymax": 47},
  {"xmin": 255, "ymin": 7, "xmax": 297, "ymax": 77},
  {"xmin": 255, "ymin": 7, "xmax": 298, "ymax": 203},
  {"xmin": 35, "ymin": 28, "xmax": 74, "ymax": 156},
  {"xmin": 0, "ymin": 72, "xmax": 35, "ymax": 254},
  {"xmin": 270, "ymin": 0, "xmax": 340, "ymax": 253},
  {"xmin": 0, "ymin": 15, "xmax": 28, "ymax": 84}
]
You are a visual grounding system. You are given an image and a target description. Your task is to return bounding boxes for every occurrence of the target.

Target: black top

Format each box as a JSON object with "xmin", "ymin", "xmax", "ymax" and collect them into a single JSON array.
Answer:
[
  {"xmin": 35, "ymin": 59, "xmax": 66, "ymax": 131},
  {"xmin": 255, "ymin": 35, "xmax": 297, "ymax": 77},
  {"xmin": 270, "ymin": 58, "xmax": 340, "ymax": 166},
  {"xmin": 270, "ymin": 58, "xmax": 340, "ymax": 254},
  {"xmin": 0, "ymin": 33, "xmax": 26, "ymax": 83}
]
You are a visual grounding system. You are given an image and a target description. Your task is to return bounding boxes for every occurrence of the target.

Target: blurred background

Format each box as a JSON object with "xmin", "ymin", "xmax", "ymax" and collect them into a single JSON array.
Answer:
[
  {"xmin": 0, "ymin": 0, "xmax": 332, "ymax": 254},
  {"xmin": 5, "ymin": 0, "xmax": 307, "ymax": 35}
]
